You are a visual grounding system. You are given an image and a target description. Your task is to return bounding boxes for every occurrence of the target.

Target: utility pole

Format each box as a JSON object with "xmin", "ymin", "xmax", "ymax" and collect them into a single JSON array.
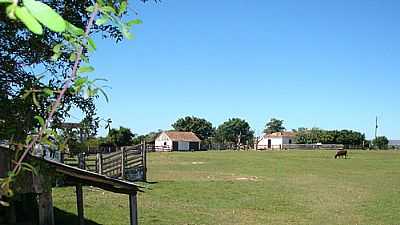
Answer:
[{"xmin": 375, "ymin": 116, "xmax": 378, "ymax": 140}]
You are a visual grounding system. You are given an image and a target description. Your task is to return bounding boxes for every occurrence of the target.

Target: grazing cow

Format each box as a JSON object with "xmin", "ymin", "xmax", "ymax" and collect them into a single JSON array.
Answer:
[{"xmin": 334, "ymin": 149, "xmax": 347, "ymax": 159}]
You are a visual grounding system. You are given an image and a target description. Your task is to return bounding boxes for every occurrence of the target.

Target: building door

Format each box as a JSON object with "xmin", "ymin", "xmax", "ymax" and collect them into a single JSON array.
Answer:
[
  {"xmin": 268, "ymin": 139, "xmax": 272, "ymax": 149},
  {"xmin": 172, "ymin": 141, "xmax": 179, "ymax": 151},
  {"xmin": 189, "ymin": 142, "xmax": 199, "ymax": 151}
]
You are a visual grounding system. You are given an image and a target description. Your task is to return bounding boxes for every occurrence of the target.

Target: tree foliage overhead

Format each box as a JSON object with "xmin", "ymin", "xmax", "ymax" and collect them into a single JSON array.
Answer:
[
  {"xmin": 295, "ymin": 128, "xmax": 366, "ymax": 147},
  {"xmin": 0, "ymin": 0, "xmax": 148, "ymax": 141},
  {"xmin": 216, "ymin": 118, "xmax": 254, "ymax": 144},
  {"xmin": 264, "ymin": 118, "xmax": 285, "ymax": 134},
  {"xmin": 172, "ymin": 116, "xmax": 215, "ymax": 140}
]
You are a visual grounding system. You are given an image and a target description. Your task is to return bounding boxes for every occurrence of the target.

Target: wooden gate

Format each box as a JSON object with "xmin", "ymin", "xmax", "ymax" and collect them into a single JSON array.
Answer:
[{"xmin": 61, "ymin": 144, "xmax": 147, "ymax": 182}]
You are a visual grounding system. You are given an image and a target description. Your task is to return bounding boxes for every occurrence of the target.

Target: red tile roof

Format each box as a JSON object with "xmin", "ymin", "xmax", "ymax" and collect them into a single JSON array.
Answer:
[
  {"xmin": 266, "ymin": 132, "xmax": 295, "ymax": 138},
  {"xmin": 164, "ymin": 131, "xmax": 201, "ymax": 142}
]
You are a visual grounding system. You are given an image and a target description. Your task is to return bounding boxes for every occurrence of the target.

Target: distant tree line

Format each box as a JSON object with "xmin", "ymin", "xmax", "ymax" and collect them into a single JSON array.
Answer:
[
  {"xmin": 293, "ymin": 128, "xmax": 366, "ymax": 148},
  {"xmin": 70, "ymin": 117, "xmax": 391, "ymax": 152}
]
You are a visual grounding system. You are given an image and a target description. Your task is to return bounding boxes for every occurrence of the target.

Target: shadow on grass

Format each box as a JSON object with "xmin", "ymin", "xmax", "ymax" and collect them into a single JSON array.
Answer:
[{"xmin": 54, "ymin": 207, "xmax": 101, "ymax": 225}]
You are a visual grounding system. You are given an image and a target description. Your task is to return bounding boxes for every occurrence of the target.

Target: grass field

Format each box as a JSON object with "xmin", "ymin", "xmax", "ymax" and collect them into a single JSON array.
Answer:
[{"xmin": 53, "ymin": 150, "xmax": 400, "ymax": 225}]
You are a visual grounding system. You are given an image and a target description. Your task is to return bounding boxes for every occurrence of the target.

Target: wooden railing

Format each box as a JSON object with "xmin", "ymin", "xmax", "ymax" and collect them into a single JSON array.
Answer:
[{"xmin": 61, "ymin": 144, "xmax": 147, "ymax": 182}]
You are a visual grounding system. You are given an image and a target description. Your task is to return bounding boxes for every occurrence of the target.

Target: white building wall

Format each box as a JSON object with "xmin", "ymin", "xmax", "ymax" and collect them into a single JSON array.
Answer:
[
  {"xmin": 258, "ymin": 136, "xmax": 287, "ymax": 149},
  {"xmin": 155, "ymin": 133, "xmax": 172, "ymax": 151}
]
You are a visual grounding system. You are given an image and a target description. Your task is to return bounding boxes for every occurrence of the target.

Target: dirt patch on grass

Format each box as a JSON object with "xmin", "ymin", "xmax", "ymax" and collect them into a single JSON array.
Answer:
[
  {"xmin": 192, "ymin": 161, "xmax": 206, "ymax": 165},
  {"xmin": 235, "ymin": 176, "xmax": 259, "ymax": 182}
]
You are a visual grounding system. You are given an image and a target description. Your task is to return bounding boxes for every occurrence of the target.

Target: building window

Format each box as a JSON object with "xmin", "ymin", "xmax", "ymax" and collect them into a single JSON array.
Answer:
[
  {"xmin": 164, "ymin": 142, "xmax": 167, "ymax": 145},
  {"xmin": 289, "ymin": 139, "xmax": 292, "ymax": 144}
]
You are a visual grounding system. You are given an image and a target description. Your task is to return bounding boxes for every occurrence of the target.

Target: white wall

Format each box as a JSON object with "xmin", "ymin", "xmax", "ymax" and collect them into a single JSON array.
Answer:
[
  {"xmin": 258, "ymin": 136, "xmax": 292, "ymax": 149},
  {"xmin": 155, "ymin": 133, "xmax": 172, "ymax": 151}
]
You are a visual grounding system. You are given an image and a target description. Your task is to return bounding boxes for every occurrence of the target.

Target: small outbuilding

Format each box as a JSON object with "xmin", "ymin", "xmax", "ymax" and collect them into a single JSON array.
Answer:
[
  {"xmin": 257, "ymin": 132, "xmax": 296, "ymax": 149},
  {"xmin": 155, "ymin": 131, "xmax": 201, "ymax": 151}
]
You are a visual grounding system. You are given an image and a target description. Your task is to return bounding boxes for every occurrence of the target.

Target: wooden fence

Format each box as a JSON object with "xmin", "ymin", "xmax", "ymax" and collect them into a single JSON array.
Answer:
[
  {"xmin": 257, "ymin": 144, "xmax": 345, "ymax": 150},
  {"xmin": 61, "ymin": 144, "xmax": 147, "ymax": 182}
]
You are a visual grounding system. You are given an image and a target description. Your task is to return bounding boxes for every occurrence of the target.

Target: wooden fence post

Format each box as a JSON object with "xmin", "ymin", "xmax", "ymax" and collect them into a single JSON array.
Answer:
[
  {"xmin": 129, "ymin": 192, "xmax": 138, "ymax": 225},
  {"xmin": 96, "ymin": 153, "xmax": 103, "ymax": 174},
  {"xmin": 37, "ymin": 192, "xmax": 55, "ymax": 225},
  {"xmin": 78, "ymin": 153, "xmax": 85, "ymax": 170},
  {"xmin": 76, "ymin": 184, "xmax": 85, "ymax": 225},
  {"xmin": 121, "ymin": 147, "xmax": 125, "ymax": 179},
  {"xmin": 142, "ymin": 141, "xmax": 147, "ymax": 182},
  {"xmin": 60, "ymin": 152, "xmax": 65, "ymax": 164}
]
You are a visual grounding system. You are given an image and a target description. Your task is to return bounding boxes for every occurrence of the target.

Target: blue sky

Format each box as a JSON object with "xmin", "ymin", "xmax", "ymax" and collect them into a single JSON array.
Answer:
[{"xmin": 76, "ymin": 0, "xmax": 399, "ymax": 139}]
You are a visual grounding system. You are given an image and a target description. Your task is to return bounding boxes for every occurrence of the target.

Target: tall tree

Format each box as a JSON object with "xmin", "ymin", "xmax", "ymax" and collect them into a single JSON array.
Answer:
[
  {"xmin": 107, "ymin": 126, "xmax": 135, "ymax": 147},
  {"xmin": 264, "ymin": 118, "xmax": 285, "ymax": 134},
  {"xmin": 373, "ymin": 136, "xmax": 389, "ymax": 149},
  {"xmin": 172, "ymin": 116, "xmax": 215, "ymax": 140},
  {"xmin": 216, "ymin": 118, "xmax": 254, "ymax": 145}
]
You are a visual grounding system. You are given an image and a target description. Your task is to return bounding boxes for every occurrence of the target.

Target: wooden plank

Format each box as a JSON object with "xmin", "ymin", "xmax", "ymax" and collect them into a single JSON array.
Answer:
[
  {"xmin": 121, "ymin": 147, "xmax": 125, "ymax": 179},
  {"xmin": 103, "ymin": 166, "xmax": 121, "ymax": 174},
  {"xmin": 102, "ymin": 151, "xmax": 121, "ymax": 160},
  {"xmin": 129, "ymin": 193, "xmax": 138, "ymax": 225},
  {"xmin": 37, "ymin": 192, "xmax": 55, "ymax": 225},
  {"xmin": 76, "ymin": 184, "xmax": 85, "ymax": 225},
  {"xmin": 126, "ymin": 158, "xmax": 142, "ymax": 165}
]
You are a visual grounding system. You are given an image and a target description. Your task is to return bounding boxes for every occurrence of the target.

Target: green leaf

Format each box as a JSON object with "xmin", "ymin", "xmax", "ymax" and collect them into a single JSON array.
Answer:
[
  {"xmin": 23, "ymin": 0, "xmax": 66, "ymax": 32},
  {"xmin": 0, "ymin": 0, "xmax": 12, "ymax": 3},
  {"xmin": 52, "ymin": 43, "xmax": 62, "ymax": 53},
  {"xmin": 34, "ymin": 115, "xmax": 45, "ymax": 127},
  {"xmin": 127, "ymin": 19, "xmax": 143, "ymax": 26},
  {"xmin": 43, "ymin": 88, "xmax": 53, "ymax": 96},
  {"xmin": 0, "ymin": 200, "xmax": 10, "ymax": 207},
  {"xmin": 66, "ymin": 22, "xmax": 84, "ymax": 36},
  {"xmin": 15, "ymin": 6, "xmax": 43, "ymax": 35},
  {"xmin": 51, "ymin": 52, "xmax": 61, "ymax": 61},
  {"xmin": 87, "ymin": 38, "xmax": 96, "ymax": 52},
  {"xmin": 98, "ymin": 88, "xmax": 109, "ymax": 102},
  {"xmin": 118, "ymin": 1, "xmax": 127, "ymax": 16},
  {"xmin": 6, "ymin": 4, "xmax": 17, "ymax": 20},
  {"xmin": 101, "ymin": 6, "xmax": 116, "ymax": 14},
  {"xmin": 95, "ymin": 15, "xmax": 109, "ymax": 26},
  {"xmin": 86, "ymin": 6, "xmax": 94, "ymax": 12},
  {"xmin": 22, "ymin": 90, "xmax": 32, "ymax": 99},
  {"xmin": 122, "ymin": 26, "xmax": 133, "ymax": 40},
  {"xmin": 74, "ymin": 77, "xmax": 88, "ymax": 87},
  {"xmin": 20, "ymin": 162, "xmax": 37, "ymax": 175},
  {"xmin": 32, "ymin": 93, "xmax": 39, "ymax": 107},
  {"xmin": 78, "ymin": 66, "xmax": 95, "ymax": 74},
  {"xmin": 69, "ymin": 53, "xmax": 76, "ymax": 62}
]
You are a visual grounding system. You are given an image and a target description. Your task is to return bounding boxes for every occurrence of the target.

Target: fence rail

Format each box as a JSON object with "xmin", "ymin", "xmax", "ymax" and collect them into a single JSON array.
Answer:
[
  {"xmin": 257, "ymin": 144, "xmax": 345, "ymax": 150},
  {"xmin": 61, "ymin": 143, "xmax": 147, "ymax": 182}
]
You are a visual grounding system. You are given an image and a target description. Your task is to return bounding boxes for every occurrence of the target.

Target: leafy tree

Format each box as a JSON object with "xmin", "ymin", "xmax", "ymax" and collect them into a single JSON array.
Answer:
[
  {"xmin": 172, "ymin": 116, "xmax": 215, "ymax": 140},
  {"xmin": 132, "ymin": 129, "xmax": 163, "ymax": 145},
  {"xmin": 107, "ymin": 126, "xmax": 135, "ymax": 147},
  {"xmin": 216, "ymin": 118, "xmax": 254, "ymax": 145},
  {"xmin": 295, "ymin": 128, "xmax": 365, "ymax": 147},
  {"xmin": 264, "ymin": 118, "xmax": 285, "ymax": 134},
  {"xmin": 373, "ymin": 136, "xmax": 389, "ymax": 149}
]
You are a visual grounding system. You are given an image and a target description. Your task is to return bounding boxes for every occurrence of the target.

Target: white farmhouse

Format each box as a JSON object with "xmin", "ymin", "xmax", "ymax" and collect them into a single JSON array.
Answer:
[
  {"xmin": 257, "ymin": 132, "xmax": 296, "ymax": 149},
  {"xmin": 155, "ymin": 131, "xmax": 201, "ymax": 151}
]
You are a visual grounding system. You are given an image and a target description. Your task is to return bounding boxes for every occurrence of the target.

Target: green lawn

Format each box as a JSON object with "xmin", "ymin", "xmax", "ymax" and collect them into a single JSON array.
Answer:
[{"xmin": 53, "ymin": 150, "xmax": 400, "ymax": 225}]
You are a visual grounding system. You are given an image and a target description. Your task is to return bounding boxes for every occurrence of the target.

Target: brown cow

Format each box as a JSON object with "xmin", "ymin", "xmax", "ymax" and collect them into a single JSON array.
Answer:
[{"xmin": 334, "ymin": 149, "xmax": 347, "ymax": 159}]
